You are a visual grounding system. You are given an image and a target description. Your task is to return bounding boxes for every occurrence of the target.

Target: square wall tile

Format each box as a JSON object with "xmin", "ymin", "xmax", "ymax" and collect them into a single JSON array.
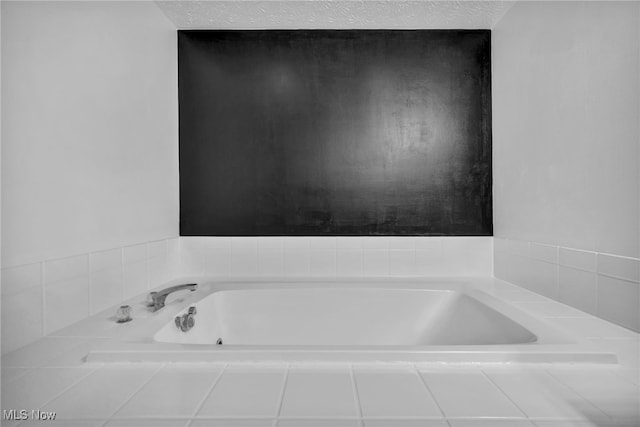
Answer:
[
  {"xmin": 524, "ymin": 258, "xmax": 558, "ymax": 299},
  {"xmin": 307, "ymin": 237, "xmax": 336, "ymax": 251},
  {"xmin": 45, "ymin": 277, "xmax": 89, "ymax": 334},
  {"xmin": 280, "ymin": 369, "xmax": 357, "ymax": 417},
  {"xmin": 414, "ymin": 236, "xmax": 445, "ymax": 252},
  {"xmin": 179, "ymin": 237, "xmax": 205, "ymax": 276},
  {"xmin": 598, "ymin": 254, "xmax": 640, "ymax": 283},
  {"xmin": 493, "ymin": 250, "xmax": 518, "ymax": 285},
  {"xmin": 167, "ymin": 237, "xmax": 181, "ymax": 275},
  {"xmin": 284, "ymin": 248, "xmax": 311, "ymax": 276},
  {"xmin": 258, "ymin": 247, "xmax": 285, "ymax": 276},
  {"xmin": 529, "ymin": 242, "xmax": 558, "ymax": 264},
  {"xmin": 122, "ymin": 259, "xmax": 147, "ymax": 299},
  {"xmin": 443, "ymin": 236, "xmax": 492, "ymax": 253},
  {"xmin": 123, "ymin": 243, "xmax": 146, "ymax": 264},
  {"xmin": 559, "ymin": 266, "xmax": 597, "ymax": 315},
  {"xmin": 90, "ymin": 248, "xmax": 121, "ymax": 273},
  {"xmin": 559, "ymin": 247, "xmax": 597, "ymax": 272},
  {"xmin": 200, "ymin": 236, "xmax": 232, "ymax": 251},
  {"xmin": 148, "ymin": 254, "xmax": 171, "ymax": 288},
  {"xmin": 362, "ymin": 236, "xmax": 390, "ymax": 250},
  {"xmin": 597, "ymin": 275, "xmax": 640, "ymax": 332},
  {"xmin": 1, "ymin": 286, "xmax": 43, "ymax": 353},
  {"xmin": 493, "ymin": 237, "xmax": 509, "ymax": 254},
  {"xmin": 231, "ymin": 245, "xmax": 259, "ymax": 276},
  {"xmin": 147, "ymin": 239, "xmax": 167, "ymax": 258},
  {"xmin": 257, "ymin": 236, "xmax": 285, "ymax": 249},
  {"xmin": 386, "ymin": 237, "xmax": 417, "ymax": 250},
  {"xmin": 231, "ymin": 236, "xmax": 259, "ymax": 251},
  {"xmin": 389, "ymin": 250, "xmax": 416, "ymax": 276},
  {"xmin": 507, "ymin": 239, "xmax": 530, "ymax": 257},
  {"xmin": 202, "ymin": 247, "xmax": 232, "ymax": 276},
  {"xmin": 45, "ymin": 255, "xmax": 89, "ymax": 286},
  {"xmin": 1, "ymin": 262, "xmax": 41, "ymax": 296},
  {"xmin": 90, "ymin": 266, "xmax": 122, "ymax": 314},
  {"xmin": 198, "ymin": 369, "xmax": 285, "ymax": 417},
  {"xmin": 415, "ymin": 250, "xmax": 447, "ymax": 276},
  {"xmin": 309, "ymin": 250, "xmax": 337, "ymax": 276},
  {"xmin": 336, "ymin": 250, "xmax": 363, "ymax": 276},
  {"xmin": 283, "ymin": 237, "xmax": 310, "ymax": 250},
  {"xmin": 363, "ymin": 250, "xmax": 389, "ymax": 276},
  {"xmin": 444, "ymin": 237, "xmax": 493, "ymax": 276},
  {"xmin": 336, "ymin": 237, "xmax": 363, "ymax": 250}
]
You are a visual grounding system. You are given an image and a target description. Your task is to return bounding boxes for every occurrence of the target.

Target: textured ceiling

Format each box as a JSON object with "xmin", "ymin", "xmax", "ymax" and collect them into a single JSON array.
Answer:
[{"xmin": 155, "ymin": 1, "xmax": 515, "ymax": 29}]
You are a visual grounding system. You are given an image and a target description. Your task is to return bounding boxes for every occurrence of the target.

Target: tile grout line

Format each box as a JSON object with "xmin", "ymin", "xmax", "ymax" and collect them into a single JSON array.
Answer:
[
  {"xmin": 480, "ymin": 369, "xmax": 530, "ymax": 420},
  {"xmin": 28, "ymin": 364, "xmax": 101, "ymax": 411},
  {"xmin": 103, "ymin": 363, "xmax": 166, "ymax": 421},
  {"xmin": 188, "ymin": 362, "xmax": 229, "ymax": 419},
  {"xmin": 598, "ymin": 271, "xmax": 640, "ymax": 284},
  {"xmin": 274, "ymin": 363, "xmax": 291, "ymax": 419},
  {"xmin": 40, "ymin": 261, "xmax": 46, "ymax": 338},
  {"xmin": 87, "ymin": 254, "xmax": 93, "ymax": 316},
  {"xmin": 413, "ymin": 365, "xmax": 447, "ymax": 420},
  {"xmin": 0, "ymin": 366, "xmax": 34, "ymax": 386},
  {"xmin": 349, "ymin": 364, "xmax": 365, "ymax": 426},
  {"xmin": 120, "ymin": 247, "xmax": 125, "ymax": 303},
  {"xmin": 145, "ymin": 241, "xmax": 150, "ymax": 292},
  {"xmin": 596, "ymin": 256, "xmax": 601, "ymax": 319},
  {"xmin": 542, "ymin": 369, "xmax": 611, "ymax": 421}
]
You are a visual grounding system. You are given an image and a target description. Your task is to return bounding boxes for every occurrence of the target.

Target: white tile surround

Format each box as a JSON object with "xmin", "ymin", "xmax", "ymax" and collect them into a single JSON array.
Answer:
[
  {"xmin": 179, "ymin": 236, "xmax": 493, "ymax": 279},
  {"xmin": 1, "ymin": 238, "xmax": 180, "ymax": 354},
  {"xmin": 1, "ymin": 240, "xmax": 639, "ymax": 426},
  {"xmin": 2, "ymin": 236, "xmax": 491, "ymax": 354},
  {"xmin": 494, "ymin": 237, "xmax": 640, "ymax": 333},
  {"xmin": 6, "ymin": 234, "xmax": 640, "ymax": 355},
  {"xmin": 1, "ymin": 281, "xmax": 638, "ymax": 426}
]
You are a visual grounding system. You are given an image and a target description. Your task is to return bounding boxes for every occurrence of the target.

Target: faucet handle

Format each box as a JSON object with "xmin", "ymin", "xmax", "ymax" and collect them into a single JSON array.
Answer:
[
  {"xmin": 188, "ymin": 306, "xmax": 197, "ymax": 315},
  {"xmin": 146, "ymin": 292, "xmax": 158, "ymax": 307}
]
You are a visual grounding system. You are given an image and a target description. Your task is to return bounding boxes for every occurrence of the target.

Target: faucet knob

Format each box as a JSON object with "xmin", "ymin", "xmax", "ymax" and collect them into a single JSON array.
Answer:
[{"xmin": 146, "ymin": 292, "xmax": 158, "ymax": 307}]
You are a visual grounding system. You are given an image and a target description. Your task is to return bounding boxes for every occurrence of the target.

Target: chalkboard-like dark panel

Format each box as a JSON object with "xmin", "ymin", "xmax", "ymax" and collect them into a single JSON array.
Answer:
[{"xmin": 179, "ymin": 30, "xmax": 492, "ymax": 236}]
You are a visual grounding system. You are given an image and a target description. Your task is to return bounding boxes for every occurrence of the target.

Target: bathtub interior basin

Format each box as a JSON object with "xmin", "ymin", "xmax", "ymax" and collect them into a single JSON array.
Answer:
[{"xmin": 154, "ymin": 288, "xmax": 537, "ymax": 346}]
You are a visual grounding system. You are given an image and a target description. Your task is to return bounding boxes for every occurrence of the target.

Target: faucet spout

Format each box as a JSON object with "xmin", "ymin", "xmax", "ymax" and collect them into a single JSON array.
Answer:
[{"xmin": 147, "ymin": 283, "xmax": 197, "ymax": 312}]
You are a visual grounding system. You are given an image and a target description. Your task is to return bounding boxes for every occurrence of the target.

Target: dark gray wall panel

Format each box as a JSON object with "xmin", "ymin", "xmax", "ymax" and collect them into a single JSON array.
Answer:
[{"xmin": 179, "ymin": 30, "xmax": 492, "ymax": 236}]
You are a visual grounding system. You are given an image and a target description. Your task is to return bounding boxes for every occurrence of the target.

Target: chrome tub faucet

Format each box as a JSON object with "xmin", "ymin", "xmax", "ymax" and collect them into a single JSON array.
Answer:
[{"xmin": 147, "ymin": 283, "xmax": 197, "ymax": 312}]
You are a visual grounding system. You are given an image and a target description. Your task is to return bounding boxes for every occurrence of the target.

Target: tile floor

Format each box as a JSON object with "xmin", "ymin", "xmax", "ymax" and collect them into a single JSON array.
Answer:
[{"xmin": 1, "ymin": 282, "xmax": 639, "ymax": 427}]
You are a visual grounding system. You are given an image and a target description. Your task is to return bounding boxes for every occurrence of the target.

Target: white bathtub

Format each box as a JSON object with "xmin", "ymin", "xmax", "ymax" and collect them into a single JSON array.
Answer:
[
  {"xmin": 155, "ymin": 288, "xmax": 537, "ymax": 346},
  {"xmin": 87, "ymin": 278, "xmax": 617, "ymax": 364}
]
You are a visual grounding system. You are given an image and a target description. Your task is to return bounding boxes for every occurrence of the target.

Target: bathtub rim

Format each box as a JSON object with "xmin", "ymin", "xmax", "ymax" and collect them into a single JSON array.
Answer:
[{"xmin": 85, "ymin": 276, "xmax": 619, "ymax": 364}]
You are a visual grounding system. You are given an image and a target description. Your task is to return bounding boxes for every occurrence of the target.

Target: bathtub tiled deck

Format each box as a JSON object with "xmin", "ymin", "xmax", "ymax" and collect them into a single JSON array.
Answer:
[{"xmin": 2, "ymin": 281, "xmax": 639, "ymax": 427}]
